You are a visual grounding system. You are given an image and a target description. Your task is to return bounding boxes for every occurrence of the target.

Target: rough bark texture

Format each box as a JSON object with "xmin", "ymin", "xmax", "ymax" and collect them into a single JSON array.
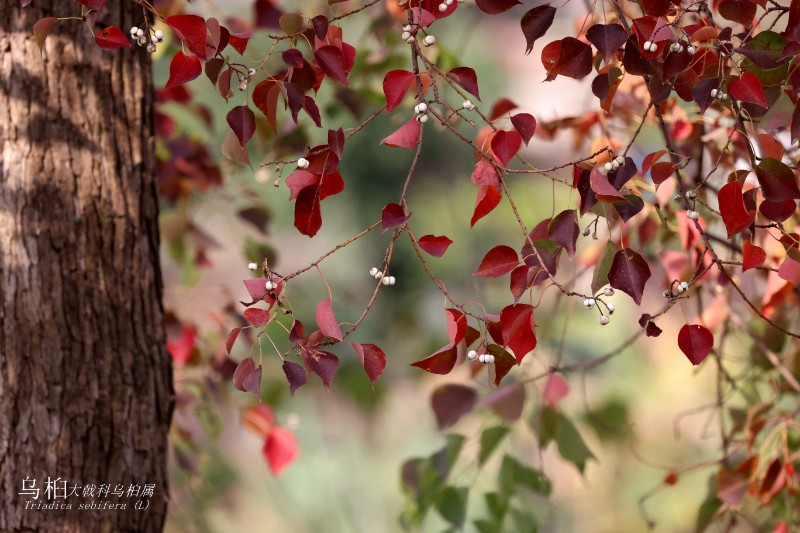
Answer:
[{"xmin": 0, "ymin": 2, "xmax": 172, "ymax": 532}]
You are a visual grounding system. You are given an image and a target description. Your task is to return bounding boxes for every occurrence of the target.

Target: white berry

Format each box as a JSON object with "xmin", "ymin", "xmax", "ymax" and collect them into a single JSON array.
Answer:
[
  {"xmin": 248, "ymin": 261, "xmax": 258, "ymax": 271},
  {"xmin": 154, "ymin": 29, "xmax": 164, "ymax": 40},
  {"xmin": 446, "ymin": 0, "xmax": 454, "ymax": 4},
  {"xmin": 685, "ymin": 190, "xmax": 697, "ymax": 199},
  {"xmin": 416, "ymin": 114, "xmax": 429, "ymax": 123},
  {"xmin": 388, "ymin": 276, "xmax": 396, "ymax": 285},
  {"xmin": 487, "ymin": 354, "xmax": 495, "ymax": 364},
  {"xmin": 265, "ymin": 280, "xmax": 275, "ymax": 290},
  {"xmin": 710, "ymin": 88, "xmax": 718, "ymax": 98},
  {"xmin": 401, "ymin": 31, "xmax": 411, "ymax": 41},
  {"xmin": 369, "ymin": 267, "xmax": 378, "ymax": 277},
  {"xmin": 137, "ymin": 36, "xmax": 147, "ymax": 46},
  {"xmin": 611, "ymin": 160, "xmax": 620, "ymax": 171},
  {"xmin": 147, "ymin": 43, "xmax": 156, "ymax": 53},
  {"xmin": 478, "ymin": 354, "xmax": 486, "ymax": 363},
  {"xmin": 136, "ymin": 28, "xmax": 144, "ymax": 37},
  {"xmin": 424, "ymin": 35, "xmax": 436, "ymax": 47},
  {"xmin": 402, "ymin": 25, "xmax": 412, "ymax": 32},
  {"xmin": 719, "ymin": 92, "xmax": 728, "ymax": 101},
  {"xmin": 679, "ymin": 281, "xmax": 689, "ymax": 292},
  {"xmin": 583, "ymin": 298, "xmax": 596, "ymax": 309},
  {"xmin": 604, "ymin": 287, "xmax": 614, "ymax": 297},
  {"xmin": 382, "ymin": 276, "xmax": 391, "ymax": 286},
  {"xmin": 130, "ymin": 26, "xmax": 139, "ymax": 36},
  {"xmin": 599, "ymin": 315, "xmax": 610, "ymax": 325},
  {"xmin": 687, "ymin": 210, "xmax": 699, "ymax": 220},
  {"xmin": 374, "ymin": 271, "xmax": 384, "ymax": 279},
  {"xmin": 467, "ymin": 350, "xmax": 478, "ymax": 361},
  {"xmin": 297, "ymin": 157, "xmax": 309, "ymax": 169},
  {"xmin": 604, "ymin": 162, "xmax": 614, "ymax": 172},
  {"xmin": 438, "ymin": 2, "xmax": 447, "ymax": 11},
  {"xmin": 606, "ymin": 303, "xmax": 615, "ymax": 314},
  {"xmin": 644, "ymin": 41, "xmax": 652, "ymax": 51},
  {"xmin": 687, "ymin": 45, "xmax": 696, "ymax": 55},
  {"xmin": 462, "ymin": 100, "xmax": 474, "ymax": 111},
  {"xmin": 416, "ymin": 102, "xmax": 428, "ymax": 113},
  {"xmin": 248, "ymin": 68, "xmax": 257, "ymax": 76},
  {"xmin": 238, "ymin": 81, "xmax": 248, "ymax": 91},
  {"xmin": 615, "ymin": 156, "xmax": 625, "ymax": 166}
]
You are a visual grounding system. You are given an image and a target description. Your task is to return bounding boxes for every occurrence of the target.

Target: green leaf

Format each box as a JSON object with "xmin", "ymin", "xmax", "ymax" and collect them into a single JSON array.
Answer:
[
  {"xmin": 474, "ymin": 519, "xmax": 498, "ymax": 533},
  {"xmin": 534, "ymin": 407, "xmax": 595, "ymax": 473},
  {"xmin": 484, "ymin": 491, "xmax": 508, "ymax": 522},
  {"xmin": 511, "ymin": 507, "xmax": 539, "ymax": 532},
  {"xmin": 479, "ymin": 426, "xmax": 510, "ymax": 465},
  {"xmin": 436, "ymin": 486, "xmax": 468, "ymax": 528},
  {"xmin": 581, "ymin": 397, "xmax": 631, "ymax": 442},
  {"xmin": 591, "ymin": 240, "xmax": 617, "ymax": 294},
  {"xmin": 498, "ymin": 455, "xmax": 552, "ymax": 495}
]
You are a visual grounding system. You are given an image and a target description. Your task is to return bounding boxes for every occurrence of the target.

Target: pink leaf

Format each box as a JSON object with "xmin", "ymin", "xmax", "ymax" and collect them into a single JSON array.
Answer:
[
  {"xmin": 542, "ymin": 374, "xmax": 569, "ymax": 407},
  {"xmin": 380, "ymin": 117, "xmax": 421, "ymax": 149},
  {"xmin": 225, "ymin": 328, "xmax": 241, "ymax": 354},
  {"xmin": 474, "ymin": 245, "xmax": 520, "ymax": 277},
  {"xmin": 167, "ymin": 326, "xmax": 196, "ymax": 366},
  {"xmin": 778, "ymin": 258, "xmax": 800, "ymax": 284},
  {"xmin": 263, "ymin": 427, "xmax": 299, "ymax": 475},
  {"xmin": 166, "ymin": 14, "xmax": 208, "ymax": 59},
  {"xmin": 381, "ymin": 202, "xmax": 409, "ymax": 233},
  {"xmin": 95, "ymin": 26, "xmax": 131, "ymax": 50},
  {"xmin": 418, "ymin": 235, "xmax": 454, "ymax": 257},
  {"xmin": 244, "ymin": 308, "xmax": 270, "ymax": 327},
  {"xmin": 165, "ymin": 51, "xmax": 202, "ymax": 90},
  {"xmin": 590, "ymin": 167, "xmax": 626, "ymax": 201},
  {"xmin": 304, "ymin": 350, "xmax": 339, "ymax": 389},
  {"xmin": 430, "ymin": 384, "xmax": 477, "ymax": 430},
  {"xmin": 226, "ymin": 105, "xmax": 256, "ymax": 147},
  {"xmin": 383, "ymin": 70, "xmax": 415, "ymax": 113},
  {"xmin": 510, "ymin": 113, "xmax": 536, "ymax": 145},
  {"xmin": 315, "ymin": 298, "xmax": 343, "ymax": 341},
  {"xmin": 729, "ymin": 72, "xmax": 767, "ymax": 109},
  {"xmin": 678, "ymin": 324, "xmax": 713, "ymax": 365},
  {"xmin": 448, "ymin": 67, "xmax": 481, "ymax": 101},
  {"xmin": 491, "ymin": 130, "xmax": 522, "ymax": 167},
  {"xmin": 350, "ymin": 342, "xmax": 387, "ymax": 385}
]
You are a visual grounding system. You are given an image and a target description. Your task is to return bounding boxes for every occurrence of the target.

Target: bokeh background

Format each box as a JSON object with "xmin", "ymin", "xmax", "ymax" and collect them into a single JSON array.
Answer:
[{"xmin": 156, "ymin": 1, "xmax": 740, "ymax": 531}]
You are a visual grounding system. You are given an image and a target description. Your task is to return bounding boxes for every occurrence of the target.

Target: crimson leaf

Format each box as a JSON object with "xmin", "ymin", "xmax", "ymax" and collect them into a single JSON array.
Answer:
[
  {"xmin": 383, "ymin": 70, "xmax": 415, "ymax": 113},
  {"xmin": 520, "ymin": 5, "xmax": 556, "ymax": 54},
  {"xmin": 226, "ymin": 106, "xmax": 256, "ymax": 147},
  {"xmin": 418, "ymin": 235, "xmax": 454, "ymax": 257},
  {"xmin": 315, "ymin": 298, "xmax": 343, "ymax": 341},
  {"xmin": 678, "ymin": 324, "xmax": 713, "ymax": 366},
  {"xmin": 474, "ymin": 245, "xmax": 520, "ymax": 277},
  {"xmin": 608, "ymin": 248, "xmax": 651, "ymax": 305},
  {"xmin": 718, "ymin": 181, "xmax": 755, "ymax": 237},
  {"xmin": 165, "ymin": 51, "xmax": 202, "ymax": 90},
  {"xmin": 431, "ymin": 384, "xmax": 477, "ymax": 430}
]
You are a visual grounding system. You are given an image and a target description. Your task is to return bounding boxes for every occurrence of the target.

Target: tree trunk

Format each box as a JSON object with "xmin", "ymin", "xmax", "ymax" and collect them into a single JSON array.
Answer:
[{"xmin": 0, "ymin": 2, "xmax": 172, "ymax": 531}]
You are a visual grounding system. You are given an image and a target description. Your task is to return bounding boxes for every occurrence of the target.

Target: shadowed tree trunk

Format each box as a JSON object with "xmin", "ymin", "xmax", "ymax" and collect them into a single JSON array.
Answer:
[{"xmin": 0, "ymin": 2, "xmax": 172, "ymax": 531}]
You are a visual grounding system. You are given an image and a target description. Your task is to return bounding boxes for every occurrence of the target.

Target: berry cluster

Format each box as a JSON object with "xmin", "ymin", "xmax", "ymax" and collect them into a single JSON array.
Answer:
[
  {"xmin": 604, "ymin": 155, "xmax": 626, "ymax": 173},
  {"xmin": 130, "ymin": 26, "xmax": 164, "ymax": 53},
  {"xmin": 583, "ymin": 286, "xmax": 615, "ymax": 325},
  {"xmin": 414, "ymin": 102, "xmax": 429, "ymax": 123},
  {"xmin": 437, "ymin": 0, "xmax": 454, "ymax": 12},
  {"xmin": 237, "ymin": 68, "xmax": 258, "ymax": 92},
  {"xmin": 462, "ymin": 99, "xmax": 475, "ymax": 111},
  {"xmin": 467, "ymin": 350, "xmax": 495, "ymax": 364},
  {"xmin": 369, "ymin": 267, "xmax": 396, "ymax": 286},
  {"xmin": 669, "ymin": 41, "xmax": 696, "ymax": 55},
  {"xmin": 642, "ymin": 40, "xmax": 658, "ymax": 53},
  {"xmin": 297, "ymin": 157, "xmax": 310, "ymax": 169},
  {"xmin": 710, "ymin": 88, "xmax": 729, "ymax": 102}
]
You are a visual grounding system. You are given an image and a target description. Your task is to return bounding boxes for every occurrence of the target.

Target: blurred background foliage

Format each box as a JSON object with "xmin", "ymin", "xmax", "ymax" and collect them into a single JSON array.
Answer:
[{"xmin": 152, "ymin": 1, "xmax": 784, "ymax": 532}]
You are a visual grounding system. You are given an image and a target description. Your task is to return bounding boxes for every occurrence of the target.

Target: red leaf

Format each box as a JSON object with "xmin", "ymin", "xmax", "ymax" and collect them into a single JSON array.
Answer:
[
  {"xmin": 286, "ymin": 170, "xmax": 317, "ymax": 200},
  {"xmin": 244, "ymin": 308, "xmax": 270, "ymax": 327},
  {"xmin": 418, "ymin": 235, "xmax": 454, "ymax": 257},
  {"xmin": 282, "ymin": 360, "xmax": 307, "ymax": 396},
  {"xmin": 729, "ymin": 72, "xmax": 767, "ymax": 108},
  {"xmin": 380, "ymin": 117, "xmax": 421, "ymax": 149},
  {"xmin": 294, "ymin": 185, "xmax": 322, "ymax": 237},
  {"xmin": 520, "ymin": 5, "xmax": 556, "ymax": 54},
  {"xmin": 488, "ymin": 98, "xmax": 517, "ymax": 121},
  {"xmin": 756, "ymin": 159, "xmax": 800, "ymax": 202},
  {"xmin": 445, "ymin": 308, "xmax": 468, "ymax": 345},
  {"xmin": 167, "ymin": 14, "xmax": 208, "ymax": 59},
  {"xmin": 471, "ymin": 185, "xmax": 502, "ymax": 226},
  {"xmin": 491, "ymin": 130, "xmax": 522, "ymax": 167},
  {"xmin": 475, "ymin": 0, "xmax": 521, "ymax": 15},
  {"xmin": 243, "ymin": 278, "xmax": 268, "ymax": 302},
  {"xmin": 510, "ymin": 113, "xmax": 536, "ymax": 145},
  {"xmin": 165, "ymin": 51, "xmax": 202, "ymax": 90},
  {"xmin": 650, "ymin": 161, "xmax": 676, "ymax": 186},
  {"xmin": 381, "ymin": 202, "xmax": 409, "ymax": 233},
  {"xmin": 350, "ymin": 342, "xmax": 386, "ymax": 385},
  {"xmin": 33, "ymin": 17, "xmax": 57, "ymax": 52},
  {"xmin": 759, "ymin": 199, "xmax": 796, "ymax": 223},
  {"xmin": 474, "ymin": 245, "xmax": 520, "ymax": 277},
  {"xmin": 742, "ymin": 241, "xmax": 766, "ymax": 272},
  {"xmin": 410, "ymin": 345, "xmax": 458, "ymax": 375},
  {"xmin": 447, "ymin": 67, "xmax": 481, "ymax": 101},
  {"xmin": 263, "ymin": 427, "xmax": 299, "ymax": 475},
  {"xmin": 548, "ymin": 209, "xmax": 579, "ymax": 258},
  {"xmin": 252, "ymin": 80, "xmax": 281, "ymax": 131},
  {"xmin": 314, "ymin": 45, "xmax": 349, "ymax": 86},
  {"xmin": 542, "ymin": 37, "xmax": 593, "ymax": 81},
  {"xmin": 586, "ymin": 23, "xmax": 628, "ymax": 63},
  {"xmin": 542, "ymin": 374, "xmax": 569, "ymax": 407},
  {"xmin": 608, "ymin": 248, "xmax": 651, "ymax": 305},
  {"xmin": 500, "ymin": 304, "xmax": 536, "ymax": 362},
  {"xmin": 315, "ymin": 298, "xmax": 343, "ymax": 341},
  {"xmin": 431, "ymin": 384, "xmax": 477, "ymax": 430},
  {"xmin": 319, "ymin": 170, "xmax": 344, "ymax": 200},
  {"xmin": 304, "ymin": 350, "xmax": 339, "ymax": 389},
  {"xmin": 642, "ymin": 150, "xmax": 667, "ymax": 173},
  {"xmin": 95, "ymin": 26, "xmax": 131, "ymax": 50},
  {"xmin": 383, "ymin": 70, "xmax": 415, "ymax": 113},
  {"xmin": 225, "ymin": 327, "xmax": 241, "ymax": 354},
  {"xmin": 226, "ymin": 105, "xmax": 256, "ymax": 146},
  {"xmin": 228, "ymin": 31, "xmax": 251, "ymax": 55},
  {"xmin": 233, "ymin": 357, "xmax": 262, "ymax": 395},
  {"xmin": 471, "ymin": 158, "xmax": 501, "ymax": 186},
  {"xmin": 678, "ymin": 324, "xmax": 713, "ymax": 365},
  {"xmin": 167, "ymin": 326, "xmax": 196, "ymax": 366},
  {"xmin": 778, "ymin": 258, "xmax": 800, "ymax": 284},
  {"xmin": 590, "ymin": 168, "xmax": 626, "ymax": 201},
  {"xmin": 719, "ymin": 181, "xmax": 755, "ymax": 237}
]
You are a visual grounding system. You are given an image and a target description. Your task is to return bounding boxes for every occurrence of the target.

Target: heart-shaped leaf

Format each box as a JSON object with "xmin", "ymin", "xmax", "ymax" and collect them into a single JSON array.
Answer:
[
  {"xmin": 474, "ymin": 245, "xmax": 520, "ymax": 277},
  {"xmin": 678, "ymin": 324, "xmax": 713, "ymax": 365},
  {"xmin": 608, "ymin": 248, "xmax": 651, "ymax": 305},
  {"xmin": 418, "ymin": 235, "xmax": 454, "ymax": 257},
  {"xmin": 383, "ymin": 70, "xmax": 415, "ymax": 113}
]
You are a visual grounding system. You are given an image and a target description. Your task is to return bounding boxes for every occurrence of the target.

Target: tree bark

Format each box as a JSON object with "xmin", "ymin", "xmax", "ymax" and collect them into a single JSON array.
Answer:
[{"xmin": 0, "ymin": 2, "xmax": 172, "ymax": 532}]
